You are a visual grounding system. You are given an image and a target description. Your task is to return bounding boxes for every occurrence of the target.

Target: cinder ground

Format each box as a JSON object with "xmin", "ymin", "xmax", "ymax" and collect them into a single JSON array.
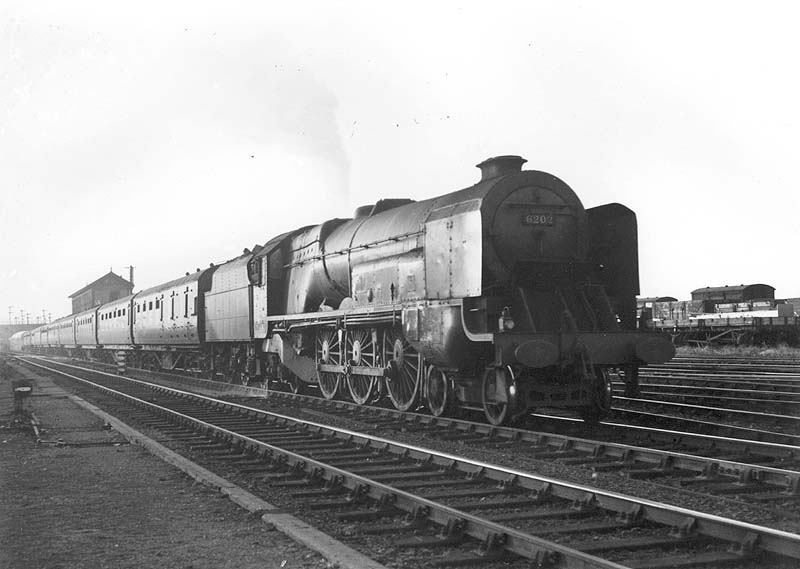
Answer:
[{"xmin": 0, "ymin": 360, "xmax": 330, "ymax": 569}]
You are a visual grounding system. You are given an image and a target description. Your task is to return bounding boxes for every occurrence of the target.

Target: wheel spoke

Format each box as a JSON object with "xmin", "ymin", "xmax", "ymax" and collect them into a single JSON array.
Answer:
[
  {"xmin": 383, "ymin": 328, "xmax": 420, "ymax": 411},
  {"xmin": 482, "ymin": 367, "xmax": 512, "ymax": 425},
  {"xmin": 426, "ymin": 365, "xmax": 452, "ymax": 417},
  {"xmin": 346, "ymin": 328, "xmax": 379, "ymax": 405},
  {"xmin": 317, "ymin": 328, "xmax": 342, "ymax": 399}
]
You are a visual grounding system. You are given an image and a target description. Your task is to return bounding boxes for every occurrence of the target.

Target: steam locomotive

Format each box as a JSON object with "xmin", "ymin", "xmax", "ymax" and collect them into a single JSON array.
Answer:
[{"xmin": 13, "ymin": 155, "xmax": 674, "ymax": 424}]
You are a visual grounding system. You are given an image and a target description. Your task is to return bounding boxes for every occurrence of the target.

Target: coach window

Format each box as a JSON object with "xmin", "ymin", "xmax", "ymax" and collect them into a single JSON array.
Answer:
[
  {"xmin": 184, "ymin": 293, "xmax": 189, "ymax": 317},
  {"xmin": 170, "ymin": 297, "xmax": 175, "ymax": 319},
  {"xmin": 149, "ymin": 301, "xmax": 153, "ymax": 311}
]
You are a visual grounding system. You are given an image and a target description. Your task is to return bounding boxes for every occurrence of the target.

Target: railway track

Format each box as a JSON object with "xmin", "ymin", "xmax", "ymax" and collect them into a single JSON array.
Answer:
[
  {"xmin": 608, "ymin": 355, "xmax": 800, "ymax": 430},
  {"xmin": 612, "ymin": 379, "xmax": 800, "ymax": 413},
  {"xmin": 21, "ymin": 356, "xmax": 800, "ymax": 491},
  {"xmin": 16, "ymin": 356, "xmax": 800, "ymax": 569},
  {"xmin": 660, "ymin": 356, "xmax": 800, "ymax": 373},
  {"xmin": 608, "ymin": 397, "xmax": 800, "ymax": 444}
]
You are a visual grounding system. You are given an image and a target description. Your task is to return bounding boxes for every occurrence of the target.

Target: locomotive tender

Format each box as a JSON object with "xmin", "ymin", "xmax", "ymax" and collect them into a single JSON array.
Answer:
[{"xmin": 16, "ymin": 155, "xmax": 674, "ymax": 424}]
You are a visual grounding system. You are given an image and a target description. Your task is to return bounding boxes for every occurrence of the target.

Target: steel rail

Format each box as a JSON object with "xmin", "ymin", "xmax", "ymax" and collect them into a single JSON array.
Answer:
[
  {"xmin": 22, "ymin": 357, "xmax": 800, "ymax": 565},
  {"xmin": 613, "ymin": 381, "xmax": 800, "ymax": 394},
  {"xmin": 614, "ymin": 395, "xmax": 800, "ymax": 422},
  {"xmin": 642, "ymin": 370, "xmax": 800, "ymax": 381}
]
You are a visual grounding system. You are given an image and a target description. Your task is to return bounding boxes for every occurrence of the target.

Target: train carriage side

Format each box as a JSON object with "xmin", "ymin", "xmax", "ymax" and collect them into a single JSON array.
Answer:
[
  {"xmin": 53, "ymin": 315, "xmax": 76, "ymax": 352},
  {"xmin": 132, "ymin": 268, "xmax": 216, "ymax": 372},
  {"xmin": 40, "ymin": 324, "xmax": 53, "ymax": 351},
  {"xmin": 9, "ymin": 331, "xmax": 26, "ymax": 352},
  {"xmin": 96, "ymin": 295, "xmax": 136, "ymax": 348},
  {"xmin": 29, "ymin": 327, "xmax": 40, "ymax": 351},
  {"xmin": 74, "ymin": 308, "xmax": 98, "ymax": 353}
]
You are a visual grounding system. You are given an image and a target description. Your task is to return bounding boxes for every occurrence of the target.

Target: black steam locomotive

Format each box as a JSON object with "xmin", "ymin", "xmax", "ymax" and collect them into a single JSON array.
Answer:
[{"xmin": 17, "ymin": 155, "xmax": 674, "ymax": 424}]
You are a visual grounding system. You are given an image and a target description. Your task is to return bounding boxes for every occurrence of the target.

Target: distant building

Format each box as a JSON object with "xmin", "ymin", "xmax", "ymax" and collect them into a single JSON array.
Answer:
[
  {"xmin": 69, "ymin": 271, "xmax": 133, "ymax": 314},
  {"xmin": 691, "ymin": 284, "xmax": 775, "ymax": 313},
  {"xmin": 637, "ymin": 296, "xmax": 678, "ymax": 309},
  {"xmin": 691, "ymin": 284, "xmax": 775, "ymax": 303},
  {"xmin": 636, "ymin": 296, "xmax": 678, "ymax": 322}
]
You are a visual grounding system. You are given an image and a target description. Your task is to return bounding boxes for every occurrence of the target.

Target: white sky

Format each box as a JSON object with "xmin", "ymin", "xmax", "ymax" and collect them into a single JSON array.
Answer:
[{"xmin": 2, "ymin": 1, "xmax": 799, "ymax": 323}]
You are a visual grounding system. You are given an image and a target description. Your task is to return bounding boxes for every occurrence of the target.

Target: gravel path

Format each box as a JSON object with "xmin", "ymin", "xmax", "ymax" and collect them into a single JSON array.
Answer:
[{"xmin": 0, "ymin": 367, "xmax": 332, "ymax": 569}]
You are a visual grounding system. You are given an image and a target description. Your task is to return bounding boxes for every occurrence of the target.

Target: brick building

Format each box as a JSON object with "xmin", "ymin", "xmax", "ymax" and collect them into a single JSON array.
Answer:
[{"xmin": 69, "ymin": 272, "xmax": 134, "ymax": 314}]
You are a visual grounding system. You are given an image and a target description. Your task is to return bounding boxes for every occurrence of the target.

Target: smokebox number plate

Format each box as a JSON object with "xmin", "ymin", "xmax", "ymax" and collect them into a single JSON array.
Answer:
[{"xmin": 523, "ymin": 213, "xmax": 554, "ymax": 226}]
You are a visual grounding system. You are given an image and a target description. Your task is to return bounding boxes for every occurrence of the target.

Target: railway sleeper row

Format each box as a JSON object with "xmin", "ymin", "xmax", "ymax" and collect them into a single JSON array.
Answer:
[
  {"xmin": 29, "ymin": 355, "xmax": 800, "ymax": 500},
  {"xmin": 260, "ymin": 390, "xmax": 800, "ymax": 496},
  {"xmin": 19, "ymin": 357, "xmax": 800, "ymax": 568}
]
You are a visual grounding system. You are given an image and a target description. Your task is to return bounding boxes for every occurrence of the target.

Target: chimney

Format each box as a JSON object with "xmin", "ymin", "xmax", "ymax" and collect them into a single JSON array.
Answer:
[{"xmin": 476, "ymin": 155, "xmax": 527, "ymax": 182}]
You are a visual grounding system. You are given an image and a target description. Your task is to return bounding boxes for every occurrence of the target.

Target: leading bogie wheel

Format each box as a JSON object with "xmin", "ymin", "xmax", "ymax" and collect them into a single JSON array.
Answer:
[
  {"xmin": 425, "ymin": 364, "xmax": 455, "ymax": 417},
  {"xmin": 482, "ymin": 366, "xmax": 517, "ymax": 426}
]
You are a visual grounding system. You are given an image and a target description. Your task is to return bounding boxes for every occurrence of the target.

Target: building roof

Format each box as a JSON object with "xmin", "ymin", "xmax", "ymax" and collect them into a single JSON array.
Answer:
[
  {"xmin": 690, "ymin": 284, "xmax": 775, "ymax": 295},
  {"xmin": 69, "ymin": 271, "xmax": 133, "ymax": 298}
]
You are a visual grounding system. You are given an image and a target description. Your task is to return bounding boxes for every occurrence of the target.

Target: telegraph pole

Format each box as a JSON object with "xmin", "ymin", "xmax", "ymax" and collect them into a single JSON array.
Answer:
[{"xmin": 7, "ymin": 305, "xmax": 12, "ymax": 326}]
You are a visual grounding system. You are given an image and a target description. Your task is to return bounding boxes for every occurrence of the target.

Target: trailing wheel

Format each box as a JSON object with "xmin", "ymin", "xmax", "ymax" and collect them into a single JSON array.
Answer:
[
  {"xmin": 425, "ymin": 365, "xmax": 455, "ymax": 417},
  {"xmin": 383, "ymin": 328, "xmax": 421, "ymax": 411},
  {"xmin": 345, "ymin": 328, "xmax": 379, "ymax": 405},
  {"xmin": 579, "ymin": 367, "xmax": 613, "ymax": 423},
  {"xmin": 316, "ymin": 328, "xmax": 343, "ymax": 399},
  {"xmin": 482, "ymin": 366, "xmax": 517, "ymax": 426}
]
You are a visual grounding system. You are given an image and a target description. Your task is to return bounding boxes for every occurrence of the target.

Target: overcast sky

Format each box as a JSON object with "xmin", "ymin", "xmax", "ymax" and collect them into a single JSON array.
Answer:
[{"xmin": 2, "ymin": 1, "xmax": 798, "ymax": 323}]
